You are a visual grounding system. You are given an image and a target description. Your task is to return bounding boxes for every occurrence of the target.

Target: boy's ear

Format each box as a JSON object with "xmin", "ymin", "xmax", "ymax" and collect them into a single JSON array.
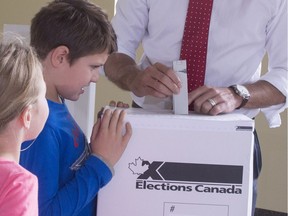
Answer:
[
  {"xmin": 21, "ymin": 105, "xmax": 33, "ymax": 129},
  {"xmin": 51, "ymin": 45, "xmax": 70, "ymax": 67}
]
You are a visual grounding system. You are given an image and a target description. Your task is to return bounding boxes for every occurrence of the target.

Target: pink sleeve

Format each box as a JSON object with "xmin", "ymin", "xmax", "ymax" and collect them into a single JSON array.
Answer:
[{"xmin": 0, "ymin": 164, "xmax": 38, "ymax": 216}]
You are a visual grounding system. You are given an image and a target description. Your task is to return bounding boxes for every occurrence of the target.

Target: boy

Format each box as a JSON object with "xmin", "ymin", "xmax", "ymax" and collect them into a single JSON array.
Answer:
[{"xmin": 20, "ymin": 0, "xmax": 132, "ymax": 215}]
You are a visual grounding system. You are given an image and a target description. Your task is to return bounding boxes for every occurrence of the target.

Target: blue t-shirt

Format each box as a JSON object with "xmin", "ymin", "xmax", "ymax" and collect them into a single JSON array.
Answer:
[{"xmin": 20, "ymin": 99, "xmax": 112, "ymax": 216}]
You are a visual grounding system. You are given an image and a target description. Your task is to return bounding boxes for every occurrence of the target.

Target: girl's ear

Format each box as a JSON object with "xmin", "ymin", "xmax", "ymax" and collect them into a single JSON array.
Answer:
[
  {"xmin": 50, "ymin": 45, "xmax": 70, "ymax": 67},
  {"xmin": 21, "ymin": 105, "xmax": 33, "ymax": 129}
]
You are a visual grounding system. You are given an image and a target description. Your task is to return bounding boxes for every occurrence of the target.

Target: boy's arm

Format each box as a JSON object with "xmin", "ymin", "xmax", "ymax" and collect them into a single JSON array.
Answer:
[{"xmin": 20, "ymin": 126, "xmax": 112, "ymax": 216}]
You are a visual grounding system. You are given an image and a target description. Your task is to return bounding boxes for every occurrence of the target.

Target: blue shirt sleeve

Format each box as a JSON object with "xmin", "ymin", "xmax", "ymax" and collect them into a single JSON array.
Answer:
[{"xmin": 20, "ymin": 125, "xmax": 112, "ymax": 216}]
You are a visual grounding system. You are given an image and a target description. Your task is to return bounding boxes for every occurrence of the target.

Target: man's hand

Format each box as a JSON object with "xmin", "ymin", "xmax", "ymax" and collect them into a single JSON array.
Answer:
[
  {"xmin": 188, "ymin": 81, "xmax": 286, "ymax": 115},
  {"xmin": 188, "ymin": 85, "xmax": 240, "ymax": 115},
  {"xmin": 130, "ymin": 62, "xmax": 182, "ymax": 98},
  {"xmin": 104, "ymin": 53, "xmax": 181, "ymax": 98}
]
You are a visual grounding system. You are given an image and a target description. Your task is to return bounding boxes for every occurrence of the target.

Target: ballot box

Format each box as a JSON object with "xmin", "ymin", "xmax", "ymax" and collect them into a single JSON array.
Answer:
[{"xmin": 97, "ymin": 108, "xmax": 254, "ymax": 216}]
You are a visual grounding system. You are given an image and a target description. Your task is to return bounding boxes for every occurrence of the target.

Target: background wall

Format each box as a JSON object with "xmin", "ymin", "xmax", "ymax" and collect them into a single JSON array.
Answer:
[
  {"xmin": 255, "ymin": 56, "xmax": 287, "ymax": 213},
  {"xmin": 0, "ymin": 0, "xmax": 287, "ymax": 213}
]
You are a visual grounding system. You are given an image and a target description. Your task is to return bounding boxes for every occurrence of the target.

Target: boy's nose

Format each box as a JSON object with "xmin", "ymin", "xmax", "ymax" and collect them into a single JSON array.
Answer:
[{"xmin": 91, "ymin": 71, "xmax": 99, "ymax": 83}]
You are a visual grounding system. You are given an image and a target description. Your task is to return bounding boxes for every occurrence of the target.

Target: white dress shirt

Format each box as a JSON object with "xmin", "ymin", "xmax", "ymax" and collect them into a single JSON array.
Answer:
[{"xmin": 112, "ymin": 0, "xmax": 287, "ymax": 127}]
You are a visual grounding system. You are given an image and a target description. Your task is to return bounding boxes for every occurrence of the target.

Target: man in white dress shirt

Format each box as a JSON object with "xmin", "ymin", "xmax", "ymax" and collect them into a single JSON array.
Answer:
[{"xmin": 104, "ymin": 1, "xmax": 287, "ymax": 215}]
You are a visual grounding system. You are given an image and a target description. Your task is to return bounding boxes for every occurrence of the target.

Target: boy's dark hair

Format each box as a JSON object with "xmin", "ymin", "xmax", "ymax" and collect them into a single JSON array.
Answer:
[{"xmin": 30, "ymin": 0, "xmax": 117, "ymax": 64}]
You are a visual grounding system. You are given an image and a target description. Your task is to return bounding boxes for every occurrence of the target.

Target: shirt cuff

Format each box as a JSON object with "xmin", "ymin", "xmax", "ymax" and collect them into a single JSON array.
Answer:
[
  {"xmin": 261, "ymin": 103, "xmax": 287, "ymax": 128},
  {"xmin": 90, "ymin": 153, "xmax": 115, "ymax": 176}
]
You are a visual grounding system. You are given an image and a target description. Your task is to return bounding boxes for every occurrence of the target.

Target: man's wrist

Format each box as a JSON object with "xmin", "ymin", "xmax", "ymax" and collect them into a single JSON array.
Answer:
[{"xmin": 229, "ymin": 84, "xmax": 251, "ymax": 109}]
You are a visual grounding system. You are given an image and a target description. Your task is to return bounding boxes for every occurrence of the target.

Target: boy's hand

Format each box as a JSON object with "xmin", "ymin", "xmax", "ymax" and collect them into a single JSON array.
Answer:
[
  {"xmin": 90, "ymin": 108, "xmax": 132, "ymax": 167},
  {"xmin": 109, "ymin": 100, "xmax": 130, "ymax": 108}
]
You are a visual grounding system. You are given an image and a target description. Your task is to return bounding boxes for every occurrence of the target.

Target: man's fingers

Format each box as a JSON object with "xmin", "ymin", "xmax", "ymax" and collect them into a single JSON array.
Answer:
[{"xmin": 154, "ymin": 63, "xmax": 182, "ymax": 89}]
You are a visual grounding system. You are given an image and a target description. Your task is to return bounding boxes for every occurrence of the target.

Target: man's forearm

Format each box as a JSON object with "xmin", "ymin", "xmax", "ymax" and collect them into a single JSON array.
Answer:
[
  {"xmin": 104, "ymin": 52, "xmax": 140, "ymax": 91},
  {"xmin": 245, "ymin": 80, "xmax": 286, "ymax": 108}
]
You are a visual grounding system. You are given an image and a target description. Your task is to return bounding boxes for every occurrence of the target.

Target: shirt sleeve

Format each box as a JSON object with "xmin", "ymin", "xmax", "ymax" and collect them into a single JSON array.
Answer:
[
  {"xmin": 0, "ymin": 169, "xmax": 38, "ymax": 216},
  {"xmin": 112, "ymin": 0, "xmax": 149, "ymax": 59},
  {"xmin": 20, "ymin": 125, "xmax": 112, "ymax": 216},
  {"xmin": 260, "ymin": 0, "xmax": 288, "ymax": 127}
]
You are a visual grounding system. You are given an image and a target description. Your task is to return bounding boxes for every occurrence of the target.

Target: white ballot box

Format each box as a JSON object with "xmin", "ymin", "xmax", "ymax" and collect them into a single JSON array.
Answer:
[{"xmin": 97, "ymin": 108, "xmax": 254, "ymax": 216}]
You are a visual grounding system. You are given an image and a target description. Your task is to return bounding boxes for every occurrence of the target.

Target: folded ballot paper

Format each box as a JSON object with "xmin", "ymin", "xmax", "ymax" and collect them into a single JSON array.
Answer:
[{"xmin": 97, "ymin": 108, "xmax": 254, "ymax": 216}]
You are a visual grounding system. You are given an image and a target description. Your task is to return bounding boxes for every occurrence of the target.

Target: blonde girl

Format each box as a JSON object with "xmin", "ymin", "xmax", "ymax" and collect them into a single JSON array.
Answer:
[{"xmin": 0, "ymin": 38, "xmax": 49, "ymax": 215}]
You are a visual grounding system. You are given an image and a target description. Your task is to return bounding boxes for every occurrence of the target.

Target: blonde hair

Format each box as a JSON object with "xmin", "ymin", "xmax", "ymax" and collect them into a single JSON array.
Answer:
[{"xmin": 0, "ymin": 37, "xmax": 44, "ymax": 131}]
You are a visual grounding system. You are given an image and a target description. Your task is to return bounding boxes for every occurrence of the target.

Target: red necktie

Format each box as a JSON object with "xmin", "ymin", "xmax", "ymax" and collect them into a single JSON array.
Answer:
[{"xmin": 180, "ymin": 0, "xmax": 213, "ymax": 110}]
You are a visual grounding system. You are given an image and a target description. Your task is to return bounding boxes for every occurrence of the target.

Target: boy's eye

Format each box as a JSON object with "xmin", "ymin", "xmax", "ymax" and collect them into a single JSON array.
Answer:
[{"xmin": 91, "ymin": 65, "xmax": 101, "ymax": 70}]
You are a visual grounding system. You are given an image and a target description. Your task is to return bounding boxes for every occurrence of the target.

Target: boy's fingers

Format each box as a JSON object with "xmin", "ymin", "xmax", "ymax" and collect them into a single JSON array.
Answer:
[
  {"xmin": 117, "ymin": 101, "xmax": 124, "ymax": 107},
  {"xmin": 116, "ymin": 110, "xmax": 126, "ymax": 134},
  {"xmin": 109, "ymin": 100, "xmax": 116, "ymax": 107},
  {"xmin": 101, "ymin": 109, "xmax": 112, "ymax": 128},
  {"xmin": 109, "ymin": 109, "xmax": 121, "ymax": 130},
  {"xmin": 122, "ymin": 122, "xmax": 132, "ymax": 146},
  {"xmin": 90, "ymin": 119, "xmax": 101, "ymax": 141},
  {"xmin": 97, "ymin": 107, "xmax": 104, "ymax": 119}
]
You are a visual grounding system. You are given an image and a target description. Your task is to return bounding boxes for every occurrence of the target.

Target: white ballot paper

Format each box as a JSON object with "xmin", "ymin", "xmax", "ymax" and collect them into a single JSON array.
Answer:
[{"xmin": 173, "ymin": 60, "xmax": 188, "ymax": 115}]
